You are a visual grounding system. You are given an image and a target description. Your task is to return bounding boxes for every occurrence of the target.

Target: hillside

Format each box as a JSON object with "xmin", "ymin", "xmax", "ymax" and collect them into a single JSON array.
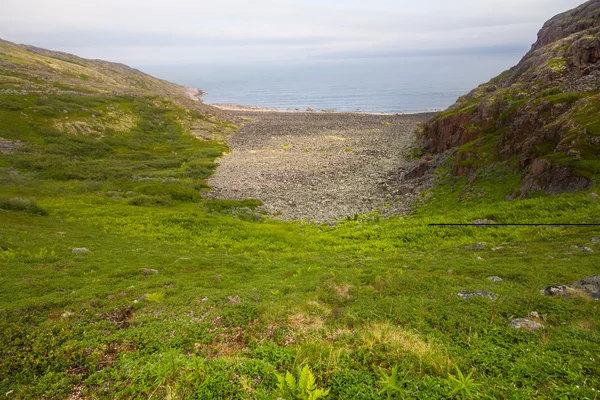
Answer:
[
  {"xmin": 420, "ymin": 0, "xmax": 600, "ymax": 197},
  {"xmin": 1, "ymin": 21, "xmax": 600, "ymax": 400},
  {"xmin": 0, "ymin": 39, "xmax": 219, "ymax": 113}
]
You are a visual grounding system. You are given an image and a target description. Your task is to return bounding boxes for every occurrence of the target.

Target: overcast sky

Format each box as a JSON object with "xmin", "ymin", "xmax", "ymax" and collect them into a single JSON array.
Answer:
[{"xmin": 0, "ymin": 0, "xmax": 586, "ymax": 65}]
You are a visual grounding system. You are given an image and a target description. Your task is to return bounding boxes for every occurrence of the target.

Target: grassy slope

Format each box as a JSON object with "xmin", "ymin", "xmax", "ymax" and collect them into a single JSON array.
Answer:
[{"xmin": 1, "ymin": 41, "xmax": 599, "ymax": 399}]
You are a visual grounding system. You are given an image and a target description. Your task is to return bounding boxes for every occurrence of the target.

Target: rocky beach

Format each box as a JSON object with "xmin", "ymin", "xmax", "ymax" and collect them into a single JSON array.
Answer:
[{"xmin": 206, "ymin": 109, "xmax": 437, "ymax": 222}]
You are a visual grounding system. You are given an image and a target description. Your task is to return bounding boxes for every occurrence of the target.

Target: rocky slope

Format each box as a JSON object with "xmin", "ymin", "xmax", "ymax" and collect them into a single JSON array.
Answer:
[{"xmin": 420, "ymin": 0, "xmax": 600, "ymax": 196}]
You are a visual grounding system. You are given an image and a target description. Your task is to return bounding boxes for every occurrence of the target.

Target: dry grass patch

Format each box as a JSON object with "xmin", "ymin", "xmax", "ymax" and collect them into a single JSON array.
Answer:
[
  {"xmin": 287, "ymin": 312, "xmax": 326, "ymax": 332},
  {"xmin": 359, "ymin": 322, "xmax": 451, "ymax": 375}
]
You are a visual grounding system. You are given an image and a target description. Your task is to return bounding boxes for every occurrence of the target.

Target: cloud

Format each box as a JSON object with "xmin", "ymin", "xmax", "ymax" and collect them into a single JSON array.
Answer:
[{"xmin": 0, "ymin": 0, "xmax": 587, "ymax": 64}]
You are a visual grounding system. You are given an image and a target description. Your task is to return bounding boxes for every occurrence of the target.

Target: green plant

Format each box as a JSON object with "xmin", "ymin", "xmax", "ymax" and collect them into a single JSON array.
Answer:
[
  {"xmin": 276, "ymin": 364, "xmax": 330, "ymax": 400},
  {"xmin": 146, "ymin": 292, "xmax": 165, "ymax": 303},
  {"xmin": 0, "ymin": 197, "xmax": 48, "ymax": 215},
  {"xmin": 446, "ymin": 366, "xmax": 481, "ymax": 399},
  {"xmin": 378, "ymin": 365, "xmax": 409, "ymax": 398}
]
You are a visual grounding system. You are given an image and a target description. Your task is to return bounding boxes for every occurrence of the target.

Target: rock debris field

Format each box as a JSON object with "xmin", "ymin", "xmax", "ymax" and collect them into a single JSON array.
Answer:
[{"xmin": 207, "ymin": 110, "xmax": 437, "ymax": 222}]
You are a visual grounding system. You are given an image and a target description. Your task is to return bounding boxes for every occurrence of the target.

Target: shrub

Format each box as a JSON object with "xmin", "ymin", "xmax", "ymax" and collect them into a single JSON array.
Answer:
[
  {"xmin": 0, "ymin": 197, "xmax": 48, "ymax": 215},
  {"xmin": 128, "ymin": 195, "xmax": 172, "ymax": 207},
  {"xmin": 182, "ymin": 161, "xmax": 216, "ymax": 179}
]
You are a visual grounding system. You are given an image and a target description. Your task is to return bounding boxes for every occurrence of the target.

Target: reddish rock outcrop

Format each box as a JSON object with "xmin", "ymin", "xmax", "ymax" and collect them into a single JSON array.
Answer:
[{"xmin": 420, "ymin": 0, "xmax": 600, "ymax": 196}]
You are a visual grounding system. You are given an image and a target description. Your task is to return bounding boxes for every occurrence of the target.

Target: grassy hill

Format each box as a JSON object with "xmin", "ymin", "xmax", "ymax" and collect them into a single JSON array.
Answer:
[{"xmin": 0, "ymin": 32, "xmax": 599, "ymax": 400}]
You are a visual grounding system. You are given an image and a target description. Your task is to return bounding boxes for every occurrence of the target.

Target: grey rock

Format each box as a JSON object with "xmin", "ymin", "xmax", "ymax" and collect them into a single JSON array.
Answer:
[
  {"xmin": 72, "ymin": 248, "xmax": 90, "ymax": 254},
  {"xmin": 227, "ymin": 295, "xmax": 241, "ymax": 303},
  {"xmin": 473, "ymin": 219, "xmax": 496, "ymax": 225},
  {"xmin": 457, "ymin": 290, "xmax": 497, "ymax": 300},
  {"xmin": 591, "ymin": 237, "xmax": 600, "ymax": 242},
  {"xmin": 465, "ymin": 242, "xmax": 486, "ymax": 250},
  {"xmin": 487, "ymin": 276, "xmax": 503, "ymax": 282},
  {"xmin": 141, "ymin": 268, "xmax": 159, "ymax": 275},
  {"xmin": 510, "ymin": 318, "xmax": 544, "ymax": 332},
  {"xmin": 589, "ymin": 193, "xmax": 599, "ymax": 199},
  {"xmin": 541, "ymin": 285, "xmax": 570, "ymax": 296},
  {"xmin": 136, "ymin": 294, "xmax": 148, "ymax": 302},
  {"xmin": 570, "ymin": 275, "xmax": 600, "ymax": 299},
  {"xmin": 0, "ymin": 137, "xmax": 27, "ymax": 154}
]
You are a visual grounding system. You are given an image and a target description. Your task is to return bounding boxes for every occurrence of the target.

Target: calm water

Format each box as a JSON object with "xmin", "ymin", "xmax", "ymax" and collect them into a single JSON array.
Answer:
[{"xmin": 141, "ymin": 55, "xmax": 520, "ymax": 113}]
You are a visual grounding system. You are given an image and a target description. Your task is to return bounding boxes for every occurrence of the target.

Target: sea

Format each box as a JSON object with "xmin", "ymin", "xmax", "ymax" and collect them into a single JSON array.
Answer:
[{"xmin": 141, "ymin": 54, "xmax": 522, "ymax": 114}]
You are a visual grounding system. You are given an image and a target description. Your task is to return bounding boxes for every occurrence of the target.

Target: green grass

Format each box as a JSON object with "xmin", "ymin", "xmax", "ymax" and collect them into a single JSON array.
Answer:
[{"xmin": 1, "ymin": 90, "xmax": 599, "ymax": 399}]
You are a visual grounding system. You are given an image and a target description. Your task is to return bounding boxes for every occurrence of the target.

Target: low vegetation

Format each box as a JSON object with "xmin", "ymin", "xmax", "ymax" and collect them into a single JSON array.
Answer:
[
  {"xmin": 1, "ymin": 86, "xmax": 599, "ymax": 398},
  {"xmin": 0, "ymin": 37, "xmax": 599, "ymax": 399}
]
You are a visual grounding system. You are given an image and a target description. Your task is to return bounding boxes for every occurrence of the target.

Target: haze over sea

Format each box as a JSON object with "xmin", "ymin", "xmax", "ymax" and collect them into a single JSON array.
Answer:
[{"xmin": 142, "ymin": 54, "xmax": 521, "ymax": 114}]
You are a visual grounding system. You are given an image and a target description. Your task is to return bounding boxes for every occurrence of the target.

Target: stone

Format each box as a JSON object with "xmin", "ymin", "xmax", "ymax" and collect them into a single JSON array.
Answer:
[
  {"xmin": 405, "ymin": 160, "xmax": 431, "ymax": 179},
  {"xmin": 590, "ymin": 237, "xmax": 600, "ymax": 242},
  {"xmin": 476, "ymin": 256, "xmax": 484, "ymax": 261},
  {"xmin": 135, "ymin": 294, "xmax": 148, "ymax": 302},
  {"xmin": 227, "ymin": 295, "xmax": 241, "ymax": 303},
  {"xmin": 457, "ymin": 290, "xmax": 497, "ymax": 300},
  {"xmin": 141, "ymin": 268, "xmax": 159, "ymax": 275},
  {"xmin": 570, "ymin": 275, "xmax": 600, "ymax": 300},
  {"xmin": 510, "ymin": 318, "xmax": 544, "ymax": 332},
  {"xmin": 589, "ymin": 193, "xmax": 599, "ymax": 199},
  {"xmin": 487, "ymin": 276, "xmax": 503, "ymax": 282},
  {"xmin": 72, "ymin": 248, "xmax": 90, "ymax": 254},
  {"xmin": 527, "ymin": 311, "xmax": 542, "ymax": 320},
  {"xmin": 491, "ymin": 246, "xmax": 504, "ymax": 251},
  {"xmin": 473, "ymin": 219, "xmax": 496, "ymax": 225},
  {"xmin": 465, "ymin": 242, "xmax": 486, "ymax": 250},
  {"xmin": 541, "ymin": 285, "xmax": 570, "ymax": 296}
]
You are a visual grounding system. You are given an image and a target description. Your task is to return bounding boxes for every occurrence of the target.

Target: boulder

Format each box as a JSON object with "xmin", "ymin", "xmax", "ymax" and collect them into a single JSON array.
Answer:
[
  {"xmin": 227, "ymin": 295, "xmax": 241, "ymax": 303},
  {"xmin": 541, "ymin": 285, "xmax": 570, "ymax": 297},
  {"xmin": 457, "ymin": 290, "xmax": 497, "ymax": 300},
  {"xmin": 141, "ymin": 268, "xmax": 159, "ymax": 275},
  {"xmin": 570, "ymin": 275, "xmax": 600, "ymax": 299},
  {"xmin": 510, "ymin": 318, "xmax": 544, "ymax": 332},
  {"xmin": 72, "ymin": 248, "xmax": 90, "ymax": 254}
]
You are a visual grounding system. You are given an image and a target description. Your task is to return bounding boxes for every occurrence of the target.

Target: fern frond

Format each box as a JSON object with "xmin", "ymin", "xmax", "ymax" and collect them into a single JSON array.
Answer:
[{"xmin": 285, "ymin": 371, "xmax": 297, "ymax": 392}]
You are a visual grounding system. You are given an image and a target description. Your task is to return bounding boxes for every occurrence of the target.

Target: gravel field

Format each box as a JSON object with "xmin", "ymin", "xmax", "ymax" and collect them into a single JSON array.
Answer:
[{"xmin": 206, "ymin": 110, "xmax": 437, "ymax": 222}]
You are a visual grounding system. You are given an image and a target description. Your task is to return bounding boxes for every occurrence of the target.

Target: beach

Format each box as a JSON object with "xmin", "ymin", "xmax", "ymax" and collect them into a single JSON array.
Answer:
[{"xmin": 206, "ymin": 109, "xmax": 438, "ymax": 222}]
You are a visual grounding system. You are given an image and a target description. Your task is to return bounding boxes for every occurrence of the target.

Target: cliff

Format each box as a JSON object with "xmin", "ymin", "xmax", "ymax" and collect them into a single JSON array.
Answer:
[{"xmin": 420, "ymin": 0, "xmax": 600, "ymax": 196}]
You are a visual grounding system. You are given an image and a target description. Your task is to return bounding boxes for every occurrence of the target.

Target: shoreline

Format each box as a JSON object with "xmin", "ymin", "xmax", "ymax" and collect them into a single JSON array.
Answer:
[
  {"xmin": 211, "ymin": 103, "xmax": 441, "ymax": 116},
  {"xmin": 181, "ymin": 86, "xmax": 207, "ymax": 102},
  {"xmin": 181, "ymin": 86, "xmax": 442, "ymax": 116}
]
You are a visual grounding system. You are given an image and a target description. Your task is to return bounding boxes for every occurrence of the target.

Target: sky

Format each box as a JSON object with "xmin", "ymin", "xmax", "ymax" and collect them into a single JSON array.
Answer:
[{"xmin": 0, "ymin": 0, "xmax": 587, "ymax": 65}]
